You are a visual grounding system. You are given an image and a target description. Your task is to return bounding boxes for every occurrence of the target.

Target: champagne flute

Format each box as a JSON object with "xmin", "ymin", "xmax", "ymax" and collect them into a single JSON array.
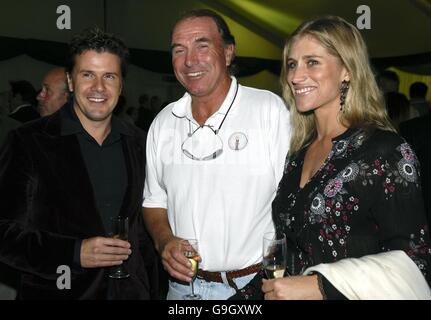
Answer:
[
  {"xmin": 180, "ymin": 239, "xmax": 201, "ymax": 300},
  {"xmin": 262, "ymin": 232, "xmax": 287, "ymax": 279},
  {"xmin": 108, "ymin": 216, "xmax": 130, "ymax": 279}
]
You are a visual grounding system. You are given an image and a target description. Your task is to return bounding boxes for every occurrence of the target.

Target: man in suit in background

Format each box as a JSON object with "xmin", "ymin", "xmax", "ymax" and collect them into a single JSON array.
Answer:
[
  {"xmin": 0, "ymin": 115, "xmax": 19, "ymax": 147},
  {"xmin": 0, "ymin": 91, "xmax": 20, "ymax": 146},
  {"xmin": 0, "ymin": 27, "xmax": 158, "ymax": 299},
  {"xmin": 8, "ymin": 80, "xmax": 40, "ymax": 123},
  {"xmin": 409, "ymin": 82, "xmax": 430, "ymax": 118},
  {"xmin": 400, "ymin": 115, "xmax": 431, "ymax": 226},
  {"xmin": 36, "ymin": 67, "xmax": 70, "ymax": 117},
  {"xmin": 377, "ymin": 70, "xmax": 400, "ymax": 95},
  {"xmin": 0, "ymin": 91, "xmax": 20, "ymax": 300}
]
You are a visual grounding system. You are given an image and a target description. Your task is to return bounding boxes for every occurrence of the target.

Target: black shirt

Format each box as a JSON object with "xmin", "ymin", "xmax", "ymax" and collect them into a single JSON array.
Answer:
[{"xmin": 61, "ymin": 104, "xmax": 129, "ymax": 234}]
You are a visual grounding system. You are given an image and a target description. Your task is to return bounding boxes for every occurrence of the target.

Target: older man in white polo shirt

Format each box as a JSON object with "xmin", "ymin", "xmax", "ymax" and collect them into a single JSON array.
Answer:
[{"xmin": 143, "ymin": 9, "xmax": 290, "ymax": 300}]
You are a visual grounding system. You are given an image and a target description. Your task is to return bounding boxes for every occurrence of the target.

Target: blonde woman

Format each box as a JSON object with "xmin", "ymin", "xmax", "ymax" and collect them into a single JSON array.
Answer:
[{"xmin": 232, "ymin": 16, "xmax": 431, "ymax": 300}]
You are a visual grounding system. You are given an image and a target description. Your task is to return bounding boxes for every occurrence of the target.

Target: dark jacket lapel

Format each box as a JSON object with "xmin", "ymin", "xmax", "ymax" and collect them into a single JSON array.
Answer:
[
  {"xmin": 38, "ymin": 110, "xmax": 105, "ymax": 236},
  {"xmin": 118, "ymin": 130, "xmax": 146, "ymax": 219}
]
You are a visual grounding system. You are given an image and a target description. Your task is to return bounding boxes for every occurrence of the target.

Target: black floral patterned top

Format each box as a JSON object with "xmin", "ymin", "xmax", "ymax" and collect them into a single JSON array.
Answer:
[{"xmin": 231, "ymin": 128, "xmax": 431, "ymax": 300}]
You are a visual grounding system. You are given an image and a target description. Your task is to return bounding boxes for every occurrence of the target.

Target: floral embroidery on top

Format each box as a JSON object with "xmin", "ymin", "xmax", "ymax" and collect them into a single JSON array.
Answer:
[
  {"xmin": 334, "ymin": 140, "xmax": 348, "ymax": 156},
  {"xmin": 310, "ymin": 193, "xmax": 325, "ymax": 217},
  {"xmin": 407, "ymin": 227, "xmax": 430, "ymax": 272},
  {"xmin": 323, "ymin": 178, "xmax": 343, "ymax": 198},
  {"xmin": 397, "ymin": 159, "xmax": 418, "ymax": 183},
  {"xmin": 400, "ymin": 143, "xmax": 416, "ymax": 163},
  {"xmin": 338, "ymin": 163, "xmax": 359, "ymax": 182},
  {"xmin": 235, "ymin": 129, "xmax": 431, "ymax": 300},
  {"xmin": 272, "ymin": 128, "xmax": 431, "ymax": 283},
  {"xmin": 396, "ymin": 143, "xmax": 419, "ymax": 183}
]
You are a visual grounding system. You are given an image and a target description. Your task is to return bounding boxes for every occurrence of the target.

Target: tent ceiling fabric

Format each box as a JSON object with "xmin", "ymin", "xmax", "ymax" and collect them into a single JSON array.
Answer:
[
  {"xmin": 1, "ymin": 0, "xmax": 430, "ymax": 57},
  {"xmin": 0, "ymin": 0, "xmax": 430, "ymax": 74},
  {"xmin": 208, "ymin": 0, "xmax": 431, "ymax": 58}
]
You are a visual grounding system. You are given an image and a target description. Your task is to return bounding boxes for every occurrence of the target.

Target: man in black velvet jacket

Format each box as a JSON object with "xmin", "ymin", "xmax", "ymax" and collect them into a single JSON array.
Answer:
[{"xmin": 0, "ymin": 28, "xmax": 158, "ymax": 299}]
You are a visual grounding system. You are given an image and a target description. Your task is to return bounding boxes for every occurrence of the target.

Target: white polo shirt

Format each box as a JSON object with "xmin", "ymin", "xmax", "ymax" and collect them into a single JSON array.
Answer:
[{"xmin": 143, "ymin": 77, "xmax": 290, "ymax": 271}]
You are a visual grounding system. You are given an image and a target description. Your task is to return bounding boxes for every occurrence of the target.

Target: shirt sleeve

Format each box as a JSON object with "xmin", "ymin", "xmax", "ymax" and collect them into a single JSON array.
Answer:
[
  {"xmin": 268, "ymin": 93, "xmax": 291, "ymax": 185},
  {"xmin": 370, "ymin": 138, "xmax": 431, "ymax": 285},
  {"xmin": 142, "ymin": 118, "xmax": 168, "ymax": 209}
]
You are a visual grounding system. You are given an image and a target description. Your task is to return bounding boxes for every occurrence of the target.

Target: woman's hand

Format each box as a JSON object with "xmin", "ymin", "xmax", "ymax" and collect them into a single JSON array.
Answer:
[{"xmin": 262, "ymin": 275, "xmax": 323, "ymax": 300}]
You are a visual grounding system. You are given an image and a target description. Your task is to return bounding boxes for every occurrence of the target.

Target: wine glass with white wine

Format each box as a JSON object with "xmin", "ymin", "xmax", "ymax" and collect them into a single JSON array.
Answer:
[
  {"xmin": 180, "ymin": 239, "xmax": 201, "ymax": 300},
  {"xmin": 262, "ymin": 232, "xmax": 287, "ymax": 279}
]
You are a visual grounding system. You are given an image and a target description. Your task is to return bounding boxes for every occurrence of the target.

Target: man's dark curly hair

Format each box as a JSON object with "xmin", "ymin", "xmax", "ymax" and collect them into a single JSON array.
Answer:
[{"xmin": 67, "ymin": 27, "xmax": 129, "ymax": 78}]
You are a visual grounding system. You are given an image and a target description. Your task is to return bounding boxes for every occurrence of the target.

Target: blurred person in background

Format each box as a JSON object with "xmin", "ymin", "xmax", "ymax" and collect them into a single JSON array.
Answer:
[
  {"xmin": 8, "ymin": 80, "xmax": 39, "ymax": 123},
  {"xmin": 409, "ymin": 82, "xmax": 430, "ymax": 118},
  {"xmin": 36, "ymin": 67, "xmax": 70, "ymax": 117}
]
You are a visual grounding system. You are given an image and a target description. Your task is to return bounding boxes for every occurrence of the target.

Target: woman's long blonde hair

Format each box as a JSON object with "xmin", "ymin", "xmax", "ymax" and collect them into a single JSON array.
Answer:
[{"xmin": 281, "ymin": 16, "xmax": 394, "ymax": 155}]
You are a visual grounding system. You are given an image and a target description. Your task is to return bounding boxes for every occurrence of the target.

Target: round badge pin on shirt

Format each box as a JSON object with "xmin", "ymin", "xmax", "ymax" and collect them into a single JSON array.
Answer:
[{"xmin": 228, "ymin": 132, "xmax": 248, "ymax": 151}]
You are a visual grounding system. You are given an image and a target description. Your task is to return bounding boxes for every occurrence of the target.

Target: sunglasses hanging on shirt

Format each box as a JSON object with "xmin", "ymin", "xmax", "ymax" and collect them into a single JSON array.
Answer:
[{"xmin": 181, "ymin": 83, "xmax": 239, "ymax": 161}]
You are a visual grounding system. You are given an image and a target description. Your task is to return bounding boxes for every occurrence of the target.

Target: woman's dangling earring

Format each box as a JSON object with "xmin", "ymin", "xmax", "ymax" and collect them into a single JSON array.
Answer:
[{"xmin": 340, "ymin": 80, "xmax": 350, "ymax": 112}]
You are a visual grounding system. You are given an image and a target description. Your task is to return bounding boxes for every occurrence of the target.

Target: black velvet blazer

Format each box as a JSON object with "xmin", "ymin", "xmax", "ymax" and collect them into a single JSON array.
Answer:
[{"xmin": 0, "ymin": 107, "xmax": 158, "ymax": 299}]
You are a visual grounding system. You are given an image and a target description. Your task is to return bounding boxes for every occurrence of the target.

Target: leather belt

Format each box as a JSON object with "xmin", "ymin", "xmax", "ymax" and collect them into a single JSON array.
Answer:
[{"xmin": 197, "ymin": 263, "xmax": 262, "ymax": 289}]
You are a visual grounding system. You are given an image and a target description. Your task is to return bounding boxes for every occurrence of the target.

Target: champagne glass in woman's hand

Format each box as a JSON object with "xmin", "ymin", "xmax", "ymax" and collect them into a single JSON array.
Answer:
[
  {"xmin": 108, "ymin": 216, "xmax": 130, "ymax": 279},
  {"xmin": 180, "ymin": 239, "xmax": 201, "ymax": 300},
  {"xmin": 263, "ymin": 232, "xmax": 287, "ymax": 279}
]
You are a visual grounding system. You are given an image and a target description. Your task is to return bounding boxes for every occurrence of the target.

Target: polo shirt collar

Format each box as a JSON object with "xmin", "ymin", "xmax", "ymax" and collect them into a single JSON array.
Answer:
[{"xmin": 172, "ymin": 76, "xmax": 238, "ymax": 123}]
